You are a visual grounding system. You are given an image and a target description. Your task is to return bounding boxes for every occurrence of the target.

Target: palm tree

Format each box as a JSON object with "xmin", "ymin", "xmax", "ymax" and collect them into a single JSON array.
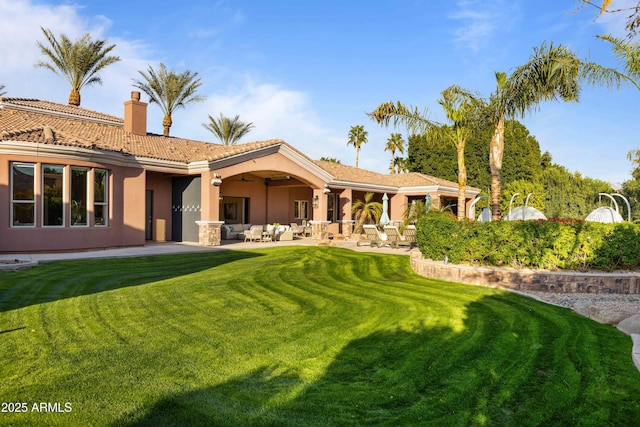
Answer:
[
  {"xmin": 598, "ymin": 34, "xmax": 640, "ymax": 80},
  {"xmin": 368, "ymin": 85, "xmax": 483, "ymax": 220},
  {"xmin": 203, "ymin": 113, "xmax": 254, "ymax": 145},
  {"xmin": 347, "ymin": 125, "xmax": 368, "ymax": 168},
  {"xmin": 385, "ymin": 133, "xmax": 405, "ymax": 173},
  {"xmin": 133, "ymin": 63, "xmax": 204, "ymax": 136},
  {"xmin": 486, "ymin": 41, "xmax": 632, "ymax": 220},
  {"xmin": 35, "ymin": 27, "xmax": 120, "ymax": 106},
  {"xmin": 395, "ymin": 156, "xmax": 409, "ymax": 173},
  {"xmin": 351, "ymin": 192, "xmax": 383, "ymax": 234},
  {"xmin": 320, "ymin": 157, "xmax": 341, "ymax": 163},
  {"xmin": 0, "ymin": 84, "xmax": 6, "ymax": 97}
]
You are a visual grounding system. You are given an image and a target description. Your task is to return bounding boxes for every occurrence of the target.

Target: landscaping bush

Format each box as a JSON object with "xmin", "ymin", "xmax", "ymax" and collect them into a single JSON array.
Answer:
[{"xmin": 416, "ymin": 213, "xmax": 640, "ymax": 271}]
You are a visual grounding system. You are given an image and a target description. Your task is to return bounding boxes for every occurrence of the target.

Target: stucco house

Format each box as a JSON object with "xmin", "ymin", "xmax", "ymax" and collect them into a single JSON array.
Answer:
[{"xmin": 0, "ymin": 92, "xmax": 480, "ymax": 253}]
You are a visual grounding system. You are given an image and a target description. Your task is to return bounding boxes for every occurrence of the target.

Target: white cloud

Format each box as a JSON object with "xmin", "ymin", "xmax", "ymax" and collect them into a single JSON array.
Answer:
[
  {"xmin": 450, "ymin": 0, "xmax": 520, "ymax": 52},
  {"xmin": 169, "ymin": 78, "xmax": 344, "ymax": 162}
]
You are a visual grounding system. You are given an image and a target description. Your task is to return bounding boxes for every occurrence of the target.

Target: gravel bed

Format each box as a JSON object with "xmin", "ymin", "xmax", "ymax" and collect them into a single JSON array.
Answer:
[{"xmin": 517, "ymin": 290, "xmax": 640, "ymax": 314}]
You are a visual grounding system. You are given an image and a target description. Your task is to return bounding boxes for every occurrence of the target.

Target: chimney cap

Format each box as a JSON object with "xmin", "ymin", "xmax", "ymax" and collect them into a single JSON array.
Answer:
[{"xmin": 131, "ymin": 91, "xmax": 141, "ymax": 101}]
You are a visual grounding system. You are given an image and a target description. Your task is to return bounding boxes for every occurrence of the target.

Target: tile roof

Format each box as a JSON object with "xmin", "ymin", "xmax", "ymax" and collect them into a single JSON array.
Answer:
[
  {"xmin": 0, "ymin": 97, "xmax": 286, "ymax": 163},
  {"xmin": 0, "ymin": 97, "xmax": 474, "ymax": 192},
  {"xmin": 313, "ymin": 160, "xmax": 476, "ymax": 191}
]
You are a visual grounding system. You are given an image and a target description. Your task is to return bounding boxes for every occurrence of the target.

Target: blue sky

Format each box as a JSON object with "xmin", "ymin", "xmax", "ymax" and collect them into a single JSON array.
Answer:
[{"xmin": 1, "ymin": 0, "xmax": 638, "ymax": 187}]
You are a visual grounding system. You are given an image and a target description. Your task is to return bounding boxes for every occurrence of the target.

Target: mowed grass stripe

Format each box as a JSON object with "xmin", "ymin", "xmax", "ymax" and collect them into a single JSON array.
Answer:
[{"xmin": 1, "ymin": 246, "xmax": 639, "ymax": 426}]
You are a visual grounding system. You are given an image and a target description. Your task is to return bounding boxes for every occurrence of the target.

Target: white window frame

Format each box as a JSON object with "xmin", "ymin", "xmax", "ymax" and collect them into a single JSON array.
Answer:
[
  {"xmin": 42, "ymin": 164, "xmax": 65, "ymax": 227},
  {"xmin": 294, "ymin": 200, "xmax": 309, "ymax": 220},
  {"xmin": 10, "ymin": 162, "xmax": 36, "ymax": 227},
  {"xmin": 94, "ymin": 169, "xmax": 109, "ymax": 227},
  {"xmin": 71, "ymin": 167, "xmax": 89, "ymax": 227}
]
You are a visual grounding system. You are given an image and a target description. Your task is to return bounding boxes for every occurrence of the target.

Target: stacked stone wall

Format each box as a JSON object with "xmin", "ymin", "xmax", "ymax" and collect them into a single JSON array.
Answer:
[{"xmin": 410, "ymin": 254, "xmax": 640, "ymax": 294}]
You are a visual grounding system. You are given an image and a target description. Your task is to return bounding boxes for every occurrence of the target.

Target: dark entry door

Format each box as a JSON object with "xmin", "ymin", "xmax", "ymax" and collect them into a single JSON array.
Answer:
[
  {"xmin": 145, "ymin": 190, "xmax": 153, "ymax": 240},
  {"xmin": 171, "ymin": 177, "xmax": 201, "ymax": 242}
]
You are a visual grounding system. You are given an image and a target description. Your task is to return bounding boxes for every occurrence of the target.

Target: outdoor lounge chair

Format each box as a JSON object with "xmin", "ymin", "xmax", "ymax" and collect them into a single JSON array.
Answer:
[
  {"xmin": 357, "ymin": 224, "xmax": 389, "ymax": 247},
  {"xmin": 402, "ymin": 225, "xmax": 417, "ymax": 249},
  {"xmin": 244, "ymin": 225, "xmax": 264, "ymax": 242},
  {"xmin": 290, "ymin": 222, "xmax": 305, "ymax": 238},
  {"xmin": 383, "ymin": 225, "xmax": 413, "ymax": 249}
]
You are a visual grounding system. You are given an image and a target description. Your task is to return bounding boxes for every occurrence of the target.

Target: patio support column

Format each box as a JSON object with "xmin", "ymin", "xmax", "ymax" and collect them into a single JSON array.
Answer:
[
  {"xmin": 339, "ymin": 220, "xmax": 355, "ymax": 238},
  {"xmin": 196, "ymin": 220, "xmax": 224, "ymax": 246},
  {"xmin": 198, "ymin": 171, "xmax": 223, "ymax": 246},
  {"xmin": 311, "ymin": 188, "xmax": 327, "ymax": 222},
  {"xmin": 309, "ymin": 220, "xmax": 330, "ymax": 240}
]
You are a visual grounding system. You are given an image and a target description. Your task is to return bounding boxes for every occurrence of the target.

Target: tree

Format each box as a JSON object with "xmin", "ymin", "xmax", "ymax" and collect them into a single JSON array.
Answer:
[
  {"xmin": 35, "ymin": 27, "xmax": 120, "ymax": 106},
  {"xmin": 578, "ymin": 1, "xmax": 640, "ymax": 39},
  {"xmin": 319, "ymin": 157, "xmax": 341, "ymax": 163},
  {"xmin": 368, "ymin": 86, "xmax": 483, "ymax": 220},
  {"xmin": 133, "ymin": 63, "xmax": 204, "ymax": 136},
  {"xmin": 598, "ymin": 34, "xmax": 640, "ymax": 81},
  {"xmin": 351, "ymin": 192, "xmax": 382, "ymax": 234},
  {"xmin": 486, "ymin": 41, "xmax": 629, "ymax": 220},
  {"xmin": 385, "ymin": 133, "xmax": 405, "ymax": 173},
  {"xmin": 394, "ymin": 156, "xmax": 409, "ymax": 173},
  {"xmin": 203, "ymin": 113, "xmax": 254, "ymax": 145},
  {"xmin": 0, "ymin": 84, "xmax": 6, "ymax": 96},
  {"xmin": 347, "ymin": 125, "xmax": 368, "ymax": 168}
]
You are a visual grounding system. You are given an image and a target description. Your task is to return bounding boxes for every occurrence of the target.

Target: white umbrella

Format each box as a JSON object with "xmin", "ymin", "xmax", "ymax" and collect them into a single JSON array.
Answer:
[{"xmin": 380, "ymin": 193, "xmax": 390, "ymax": 225}]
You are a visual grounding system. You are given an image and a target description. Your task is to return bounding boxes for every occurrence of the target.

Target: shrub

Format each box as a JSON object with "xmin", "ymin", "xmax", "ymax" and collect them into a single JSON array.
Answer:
[{"xmin": 416, "ymin": 215, "xmax": 640, "ymax": 271}]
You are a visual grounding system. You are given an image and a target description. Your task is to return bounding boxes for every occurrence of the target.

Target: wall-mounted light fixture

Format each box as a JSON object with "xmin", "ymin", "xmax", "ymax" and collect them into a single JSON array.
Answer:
[
  {"xmin": 322, "ymin": 185, "xmax": 331, "ymax": 194},
  {"xmin": 313, "ymin": 195, "xmax": 319, "ymax": 209},
  {"xmin": 211, "ymin": 173, "xmax": 222, "ymax": 186}
]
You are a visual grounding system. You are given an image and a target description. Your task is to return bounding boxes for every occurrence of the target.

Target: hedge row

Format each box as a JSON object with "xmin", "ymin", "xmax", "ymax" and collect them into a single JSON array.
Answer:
[{"xmin": 415, "ymin": 213, "xmax": 640, "ymax": 271}]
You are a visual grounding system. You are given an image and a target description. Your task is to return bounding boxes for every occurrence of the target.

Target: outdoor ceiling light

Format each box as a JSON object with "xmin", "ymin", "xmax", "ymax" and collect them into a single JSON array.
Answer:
[{"xmin": 211, "ymin": 173, "xmax": 222, "ymax": 186}]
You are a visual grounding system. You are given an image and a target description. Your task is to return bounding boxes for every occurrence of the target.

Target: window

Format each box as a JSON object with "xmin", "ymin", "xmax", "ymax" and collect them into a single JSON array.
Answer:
[
  {"xmin": 11, "ymin": 163, "xmax": 35, "ymax": 227},
  {"xmin": 294, "ymin": 200, "xmax": 309, "ymax": 220},
  {"xmin": 326, "ymin": 193, "xmax": 338, "ymax": 223},
  {"xmin": 43, "ymin": 164, "xmax": 64, "ymax": 227},
  {"xmin": 94, "ymin": 169, "xmax": 108, "ymax": 226},
  {"xmin": 71, "ymin": 168, "xmax": 88, "ymax": 226}
]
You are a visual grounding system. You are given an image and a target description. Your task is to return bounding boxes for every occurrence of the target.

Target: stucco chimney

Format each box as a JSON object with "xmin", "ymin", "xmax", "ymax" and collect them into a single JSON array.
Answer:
[{"xmin": 124, "ymin": 91, "xmax": 147, "ymax": 135}]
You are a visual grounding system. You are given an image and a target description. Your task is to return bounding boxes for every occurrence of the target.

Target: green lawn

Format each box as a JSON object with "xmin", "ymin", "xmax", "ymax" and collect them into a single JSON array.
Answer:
[{"xmin": 1, "ymin": 246, "xmax": 639, "ymax": 426}]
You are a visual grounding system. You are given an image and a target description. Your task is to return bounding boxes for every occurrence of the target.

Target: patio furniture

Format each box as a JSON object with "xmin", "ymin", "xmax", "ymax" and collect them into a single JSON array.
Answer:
[
  {"xmin": 244, "ymin": 225, "xmax": 264, "ymax": 242},
  {"xmin": 357, "ymin": 224, "xmax": 389, "ymax": 247},
  {"xmin": 290, "ymin": 223, "xmax": 305, "ymax": 238},
  {"xmin": 402, "ymin": 225, "xmax": 417, "ymax": 249},
  {"xmin": 383, "ymin": 225, "xmax": 413, "ymax": 249}
]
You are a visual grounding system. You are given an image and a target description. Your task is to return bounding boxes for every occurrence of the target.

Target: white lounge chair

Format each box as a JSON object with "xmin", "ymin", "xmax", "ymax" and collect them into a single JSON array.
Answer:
[
  {"xmin": 357, "ymin": 224, "xmax": 389, "ymax": 247},
  {"xmin": 383, "ymin": 225, "xmax": 413, "ymax": 249}
]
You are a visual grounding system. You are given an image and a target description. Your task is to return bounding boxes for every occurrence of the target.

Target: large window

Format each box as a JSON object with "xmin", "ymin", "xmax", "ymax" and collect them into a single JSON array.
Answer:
[
  {"xmin": 294, "ymin": 200, "xmax": 309, "ymax": 220},
  {"xmin": 326, "ymin": 193, "xmax": 338, "ymax": 223},
  {"xmin": 94, "ymin": 169, "xmax": 108, "ymax": 226},
  {"xmin": 43, "ymin": 164, "xmax": 64, "ymax": 227},
  {"xmin": 71, "ymin": 168, "xmax": 88, "ymax": 226},
  {"xmin": 11, "ymin": 163, "xmax": 35, "ymax": 227}
]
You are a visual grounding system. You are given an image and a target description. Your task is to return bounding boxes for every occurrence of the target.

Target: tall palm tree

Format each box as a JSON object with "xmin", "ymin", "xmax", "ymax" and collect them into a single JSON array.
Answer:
[
  {"xmin": 0, "ymin": 84, "xmax": 6, "ymax": 97},
  {"xmin": 394, "ymin": 156, "xmax": 409, "ymax": 173},
  {"xmin": 598, "ymin": 34, "xmax": 640, "ymax": 80},
  {"xmin": 347, "ymin": 125, "xmax": 368, "ymax": 168},
  {"xmin": 486, "ymin": 41, "xmax": 631, "ymax": 220},
  {"xmin": 368, "ymin": 86, "xmax": 483, "ymax": 220},
  {"xmin": 133, "ymin": 63, "xmax": 204, "ymax": 136},
  {"xmin": 385, "ymin": 133, "xmax": 405, "ymax": 173},
  {"xmin": 351, "ymin": 192, "xmax": 383, "ymax": 234},
  {"xmin": 35, "ymin": 27, "xmax": 120, "ymax": 106},
  {"xmin": 203, "ymin": 113, "xmax": 254, "ymax": 145}
]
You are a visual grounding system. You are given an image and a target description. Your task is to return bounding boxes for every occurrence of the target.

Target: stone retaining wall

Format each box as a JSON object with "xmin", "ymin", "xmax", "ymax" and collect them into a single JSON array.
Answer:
[{"xmin": 410, "ymin": 253, "xmax": 640, "ymax": 294}]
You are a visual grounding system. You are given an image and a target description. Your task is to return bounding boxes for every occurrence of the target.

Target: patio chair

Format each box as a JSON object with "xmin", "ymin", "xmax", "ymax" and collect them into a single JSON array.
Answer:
[
  {"xmin": 383, "ymin": 225, "xmax": 413, "ymax": 249},
  {"xmin": 290, "ymin": 222, "xmax": 305, "ymax": 238},
  {"xmin": 402, "ymin": 225, "xmax": 417, "ymax": 249},
  {"xmin": 357, "ymin": 224, "xmax": 389, "ymax": 247},
  {"xmin": 244, "ymin": 225, "xmax": 264, "ymax": 242}
]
